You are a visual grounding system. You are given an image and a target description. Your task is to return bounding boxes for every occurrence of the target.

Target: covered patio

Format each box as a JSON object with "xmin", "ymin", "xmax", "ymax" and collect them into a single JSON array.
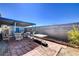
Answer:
[{"xmin": 0, "ymin": 17, "xmax": 36, "ymax": 40}]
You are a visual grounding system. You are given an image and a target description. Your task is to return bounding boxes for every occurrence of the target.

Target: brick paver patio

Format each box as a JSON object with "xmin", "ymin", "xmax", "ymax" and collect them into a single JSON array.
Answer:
[{"xmin": 0, "ymin": 38, "xmax": 39, "ymax": 56}]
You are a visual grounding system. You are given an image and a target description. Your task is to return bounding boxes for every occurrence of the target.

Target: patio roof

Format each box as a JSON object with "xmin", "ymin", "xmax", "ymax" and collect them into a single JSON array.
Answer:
[{"xmin": 0, "ymin": 17, "xmax": 36, "ymax": 27}]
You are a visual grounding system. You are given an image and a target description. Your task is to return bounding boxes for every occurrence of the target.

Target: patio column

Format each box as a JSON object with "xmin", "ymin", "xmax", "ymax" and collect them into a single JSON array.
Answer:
[
  {"xmin": 35, "ymin": 24, "xmax": 36, "ymax": 33},
  {"xmin": 31, "ymin": 25, "xmax": 33, "ymax": 35},
  {"xmin": 14, "ymin": 22, "xmax": 16, "ymax": 33},
  {"xmin": 32, "ymin": 24, "xmax": 36, "ymax": 35}
]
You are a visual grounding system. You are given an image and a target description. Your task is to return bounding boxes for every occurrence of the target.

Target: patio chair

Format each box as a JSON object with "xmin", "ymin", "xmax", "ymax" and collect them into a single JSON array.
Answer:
[
  {"xmin": 23, "ymin": 32, "xmax": 31, "ymax": 38},
  {"xmin": 14, "ymin": 33, "xmax": 23, "ymax": 40},
  {"xmin": 1, "ymin": 25, "xmax": 10, "ymax": 40},
  {"xmin": 2, "ymin": 30, "xmax": 10, "ymax": 40}
]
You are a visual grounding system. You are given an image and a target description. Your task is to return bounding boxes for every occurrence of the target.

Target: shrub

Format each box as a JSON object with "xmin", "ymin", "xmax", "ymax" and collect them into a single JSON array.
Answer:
[{"xmin": 68, "ymin": 25, "xmax": 79, "ymax": 45}]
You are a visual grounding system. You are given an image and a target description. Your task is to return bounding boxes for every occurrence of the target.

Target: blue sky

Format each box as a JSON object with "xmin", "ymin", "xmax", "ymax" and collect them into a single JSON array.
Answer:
[{"xmin": 0, "ymin": 3, "xmax": 79, "ymax": 26}]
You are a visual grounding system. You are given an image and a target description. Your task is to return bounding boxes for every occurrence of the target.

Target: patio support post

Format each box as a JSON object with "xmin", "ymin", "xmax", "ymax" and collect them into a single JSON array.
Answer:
[
  {"xmin": 14, "ymin": 22, "xmax": 16, "ymax": 33},
  {"xmin": 35, "ymin": 24, "xmax": 36, "ymax": 33},
  {"xmin": 32, "ymin": 25, "xmax": 33, "ymax": 35},
  {"xmin": 32, "ymin": 24, "xmax": 36, "ymax": 35}
]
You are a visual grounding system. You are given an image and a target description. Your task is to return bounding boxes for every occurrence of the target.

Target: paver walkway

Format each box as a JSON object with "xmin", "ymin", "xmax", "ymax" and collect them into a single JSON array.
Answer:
[
  {"xmin": 0, "ymin": 37, "xmax": 79, "ymax": 56},
  {"xmin": 23, "ymin": 38, "xmax": 67, "ymax": 56},
  {"xmin": 0, "ymin": 38, "xmax": 39, "ymax": 56},
  {"xmin": 57, "ymin": 47, "xmax": 79, "ymax": 56}
]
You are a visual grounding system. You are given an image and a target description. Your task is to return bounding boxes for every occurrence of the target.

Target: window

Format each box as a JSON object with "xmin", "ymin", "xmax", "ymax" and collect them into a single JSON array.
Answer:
[{"xmin": 15, "ymin": 28, "xmax": 20, "ymax": 33}]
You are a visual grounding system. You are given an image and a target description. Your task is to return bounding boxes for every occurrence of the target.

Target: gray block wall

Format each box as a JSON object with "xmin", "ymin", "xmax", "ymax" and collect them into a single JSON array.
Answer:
[
  {"xmin": 28, "ymin": 23, "xmax": 79, "ymax": 42},
  {"xmin": 27, "ymin": 23, "xmax": 79, "ymax": 42}
]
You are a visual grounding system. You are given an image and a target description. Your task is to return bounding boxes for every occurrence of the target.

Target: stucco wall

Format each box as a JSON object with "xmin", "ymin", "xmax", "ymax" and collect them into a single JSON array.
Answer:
[{"xmin": 34, "ymin": 23, "xmax": 79, "ymax": 42}]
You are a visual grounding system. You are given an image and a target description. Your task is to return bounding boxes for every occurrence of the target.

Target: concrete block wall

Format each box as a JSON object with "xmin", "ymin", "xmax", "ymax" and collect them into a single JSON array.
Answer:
[{"xmin": 34, "ymin": 23, "xmax": 79, "ymax": 42}]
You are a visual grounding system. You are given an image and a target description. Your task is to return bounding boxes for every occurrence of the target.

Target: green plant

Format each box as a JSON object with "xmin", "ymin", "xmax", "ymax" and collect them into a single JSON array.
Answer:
[{"xmin": 68, "ymin": 25, "xmax": 79, "ymax": 45}]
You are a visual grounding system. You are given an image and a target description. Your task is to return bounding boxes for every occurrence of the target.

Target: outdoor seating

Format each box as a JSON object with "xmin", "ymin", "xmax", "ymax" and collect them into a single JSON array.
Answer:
[
  {"xmin": 0, "ymin": 16, "xmax": 36, "ymax": 41},
  {"xmin": 23, "ymin": 32, "xmax": 31, "ymax": 38},
  {"xmin": 14, "ymin": 33, "xmax": 23, "ymax": 40},
  {"xmin": 2, "ymin": 31, "xmax": 10, "ymax": 40},
  {"xmin": 1, "ymin": 25, "xmax": 10, "ymax": 40}
]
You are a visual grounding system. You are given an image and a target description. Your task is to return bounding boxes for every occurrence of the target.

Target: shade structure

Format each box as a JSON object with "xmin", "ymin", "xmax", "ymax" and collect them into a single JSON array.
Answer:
[{"xmin": 0, "ymin": 17, "xmax": 35, "ymax": 27}]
